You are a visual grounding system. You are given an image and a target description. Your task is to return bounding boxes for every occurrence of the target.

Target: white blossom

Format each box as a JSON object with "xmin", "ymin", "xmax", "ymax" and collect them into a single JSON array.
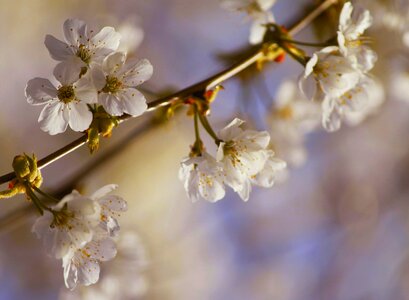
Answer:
[
  {"xmin": 321, "ymin": 76, "xmax": 383, "ymax": 131},
  {"xmin": 25, "ymin": 62, "xmax": 97, "ymax": 135},
  {"xmin": 92, "ymin": 52, "xmax": 153, "ymax": 116},
  {"xmin": 221, "ymin": 0, "xmax": 276, "ymax": 44},
  {"xmin": 269, "ymin": 80, "xmax": 320, "ymax": 167},
  {"xmin": 90, "ymin": 184, "xmax": 128, "ymax": 236},
  {"xmin": 59, "ymin": 232, "xmax": 148, "ymax": 300},
  {"xmin": 63, "ymin": 237, "xmax": 117, "ymax": 290},
  {"xmin": 117, "ymin": 19, "xmax": 144, "ymax": 53},
  {"xmin": 44, "ymin": 18, "xmax": 121, "ymax": 71},
  {"xmin": 337, "ymin": 2, "xmax": 377, "ymax": 72},
  {"xmin": 216, "ymin": 118, "xmax": 286, "ymax": 201},
  {"xmin": 179, "ymin": 152, "xmax": 226, "ymax": 203},
  {"xmin": 32, "ymin": 190, "xmax": 100, "ymax": 259},
  {"xmin": 299, "ymin": 46, "xmax": 361, "ymax": 101}
]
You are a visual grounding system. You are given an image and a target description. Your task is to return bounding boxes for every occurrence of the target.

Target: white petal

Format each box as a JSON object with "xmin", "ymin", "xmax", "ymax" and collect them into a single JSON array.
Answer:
[
  {"xmin": 118, "ymin": 88, "xmax": 148, "ymax": 116},
  {"xmin": 322, "ymin": 97, "xmax": 341, "ymax": 132},
  {"xmin": 298, "ymin": 75, "xmax": 317, "ymax": 101},
  {"xmin": 218, "ymin": 118, "xmax": 245, "ymax": 141},
  {"xmin": 78, "ymin": 258, "xmax": 100, "ymax": 287},
  {"xmin": 63, "ymin": 255, "xmax": 78, "ymax": 290},
  {"xmin": 99, "ymin": 195, "xmax": 127, "ymax": 212},
  {"xmin": 90, "ymin": 27, "xmax": 121, "ymax": 56},
  {"xmin": 257, "ymin": 0, "xmax": 276, "ymax": 11},
  {"xmin": 85, "ymin": 238, "xmax": 117, "ymax": 261},
  {"xmin": 63, "ymin": 18, "xmax": 88, "ymax": 46},
  {"xmin": 38, "ymin": 101, "xmax": 69, "ymax": 135},
  {"xmin": 237, "ymin": 179, "xmax": 251, "ymax": 201},
  {"xmin": 89, "ymin": 64, "xmax": 107, "ymax": 91},
  {"xmin": 74, "ymin": 74, "xmax": 98, "ymax": 104},
  {"xmin": 67, "ymin": 103, "xmax": 92, "ymax": 132},
  {"xmin": 53, "ymin": 61, "xmax": 82, "ymax": 86},
  {"xmin": 99, "ymin": 93, "xmax": 123, "ymax": 116},
  {"xmin": 103, "ymin": 52, "xmax": 126, "ymax": 75},
  {"xmin": 249, "ymin": 20, "xmax": 266, "ymax": 45},
  {"xmin": 25, "ymin": 78, "xmax": 57, "ymax": 105},
  {"xmin": 44, "ymin": 35, "xmax": 74, "ymax": 61},
  {"xmin": 121, "ymin": 59, "xmax": 153, "ymax": 87},
  {"xmin": 90, "ymin": 184, "xmax": 119, "ymax": 200}
]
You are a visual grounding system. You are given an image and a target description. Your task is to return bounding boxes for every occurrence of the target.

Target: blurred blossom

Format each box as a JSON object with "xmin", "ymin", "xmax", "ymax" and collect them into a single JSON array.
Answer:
[
  {"xmin": 268, "ymin": 79, "xmax": 320, "ymax": 167},
  {"xmin": 59, "ymin": 231, "xmax": 148, "ymax": 300},
  {"xmin": 117, "ymin": 18, "xmax": 144, "ymax": 54}
]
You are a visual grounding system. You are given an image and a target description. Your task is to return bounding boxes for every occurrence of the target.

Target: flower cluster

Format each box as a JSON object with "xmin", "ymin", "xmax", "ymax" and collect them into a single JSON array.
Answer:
[
  {"xmin": 299, "ymin": 2, "xmax": 381, "ymax": 132},
  {"xmin": 25, "ymin": 19, "xmax": 153, "ymax": 135},
  {"xmin": 221, "ymin": 0, "xmax": 276, "ymax": 44},
  {"xmin": 179, "ymin": 118, "xmax": 286, "ymax": 202},
  {"xmin": 268, "ymin": 80, "xmax": 321, "ymax": 167},
  {"xmin": 32, "ymin": 185, "xmax": 127, "ymax": 290},
  {"xmin": 59, "ymin": 231, "xmax": 148, "ymax": 300}
]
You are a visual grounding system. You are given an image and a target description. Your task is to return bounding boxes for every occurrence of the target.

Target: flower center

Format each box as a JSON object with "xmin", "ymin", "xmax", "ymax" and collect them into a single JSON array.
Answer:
[
  {"xmin": 102, "ymin": 76, "xmax": 123, "ymax": 94},
  {"xmin": 276, "ymin": 105, "xmax": 293, "ymax": 120},
  {"xmin": 224, "ymin": 141, "xmax": 243, "ymax": 167},
  {"xmin": 50, "ymin": 210, "xmax": 74, "ymax": 229},
  {"xmin": 76, "ymin": 44, "xmax": 91, "ymax": 64},
  {"xmin": 57, "ymin": 85, "xmax": 75, "ymax": 104}
]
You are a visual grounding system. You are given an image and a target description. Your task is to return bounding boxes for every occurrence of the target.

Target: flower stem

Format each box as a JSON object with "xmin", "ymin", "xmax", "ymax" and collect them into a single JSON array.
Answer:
[
  {"xmin": 24, "ymin": 184, "xmax": 44, "ymax": 215},
  {"xmin": 198, "ymin": 114, "xmax": 222, "ymax": 145},
  {"xmin": 0, "ymin": 0, "xmax": 338, "ymax": 186},
  {"xmin": 32, "ymin": 185, "xmax": 60, "ymax": 203}
]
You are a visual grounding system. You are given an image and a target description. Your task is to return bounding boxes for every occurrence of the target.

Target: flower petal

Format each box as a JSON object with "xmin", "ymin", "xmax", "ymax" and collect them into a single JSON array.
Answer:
[
  {"xmin": 99, "ymin": 93, "xmax": 123, "ymax": 116},
  {"xmin": 44, "ymin": 35, "xmax": 74, "ymax": 61},
  {"xmin": 63, "ymin": 18, "xmax": 88, "ymax": 46},
  {"xmin": 67, "ymin": 103, "xmax": 92, "ymax": 132},
  {"xmin": 25, "ymin": 78, "xmax": 57, "ymax": 105},
  {"xmin": 118, "ymin": 88, "xmax": 147, "ymax": 116},
  {"xmin": 90, "ymin": 184, "xmax": 119, "ymax": 200},
  {"xmin": 102, "ymin": 51, "xmax": 126, "ymax": 75},
  {"xmin": 121, "ymin": 58, "xmax": 153, "ymax": 87},
  {"xmin": 38, "ymin": 101, "xmax": 69, "ymax": 135},
  {"xmin": 53, "ymin": 61, "xmax": 83, "ymax": 86},
  {"xmin": 74, "ymin": 74, "xmax": 98, "ymax": 104},
  {"xmin": 90, "ymin": 26, "xmax": 121, "ymax": 58}
]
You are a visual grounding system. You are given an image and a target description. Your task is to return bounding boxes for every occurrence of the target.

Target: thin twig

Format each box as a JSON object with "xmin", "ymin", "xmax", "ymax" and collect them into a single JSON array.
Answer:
[{"xmin": 0, "ymin": 0, "xmax": 338, "ymax": 186}]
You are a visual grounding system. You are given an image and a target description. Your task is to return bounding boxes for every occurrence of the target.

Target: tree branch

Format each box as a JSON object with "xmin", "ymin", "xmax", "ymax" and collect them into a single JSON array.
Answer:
[{"xmin": 0, "ymin": 0, "xmax": 338, "ymax": 186}]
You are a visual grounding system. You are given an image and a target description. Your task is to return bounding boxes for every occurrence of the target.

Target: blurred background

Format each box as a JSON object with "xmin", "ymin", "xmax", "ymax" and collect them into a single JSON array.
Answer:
[{"xmin": 0, "ymin": 0, "xmax": 409, "ymax": 299}]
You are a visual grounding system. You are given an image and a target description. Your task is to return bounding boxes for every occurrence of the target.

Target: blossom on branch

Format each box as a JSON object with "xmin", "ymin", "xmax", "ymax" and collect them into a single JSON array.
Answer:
[
  {"xmin": 179, "ymin": 152, "xmax": 226, "ymax": 203},
  {"xmin": 221, "ymin": 0, "xmax": 276, "ymax": 44},
  {"xmin": 45, "ymin": 19, "xmax": 121, "ymax": 71},
  {"xmin": 92, "ymin": 52, "xmax": 153, "ymax": 117},
  {"xmin": 268, "ymin": 80, "xmax": 320, "ymax": 167},
  {"xmin": 25, "ymin": 63, "xmax": 98, "ymax": 135},
  {"xmin": 217, "ymin": 118, "xmax": 286, "ymax": 201},
  {"xmin": 337, "ymin": 2, "xmax": 377, "ymax": 72},
  {"xmin": 32, "ymin": 185, "xmax": 127, "ymax": 290}
]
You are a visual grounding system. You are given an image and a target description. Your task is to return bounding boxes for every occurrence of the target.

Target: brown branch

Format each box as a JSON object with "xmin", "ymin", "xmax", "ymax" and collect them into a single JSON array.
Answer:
[{"xmin": 0, "ymin": 0, "xmax": 338, "ymax": 186}]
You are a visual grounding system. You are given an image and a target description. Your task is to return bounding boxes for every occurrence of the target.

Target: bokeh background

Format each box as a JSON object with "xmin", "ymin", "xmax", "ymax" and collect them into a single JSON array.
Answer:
[{"xmin": 1, "ymin": 0, "xmax": 409, "ymax": 299}]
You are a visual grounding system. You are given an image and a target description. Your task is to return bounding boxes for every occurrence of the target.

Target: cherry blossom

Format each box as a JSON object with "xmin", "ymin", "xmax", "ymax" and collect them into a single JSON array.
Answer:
[
  {"xmin": 337, "ymin": 2, "xmax": 377, "ymax": 72},
  {"xmin": 32, "ymin": 190, "xmax": 100, "ymax": 259},
  {"xmin": 91, "ymin": 52, "xmax": 153, "ymax": 116},
  {"xmin": 45, "ymin": 18, "xmax": 121, "ymax": 71},
  {"xmin": 269, "ymin": 80, "xmax": 320, "ymax": 167},
  {"xmin": 25, "ymin": 62, "xmax": 98, "ymax": 135},
  {"xmin": 63, "ymin": 237, "xmax": 117, "ymax": 290},
  {"xmin": 179, "ymin": 152, "xmax": 226, "ymax": 203},
  {"xmin": 216, "ymin": 118, "xmax": 286, "ymax": 201},
  {"xmin": 221, "ymin": 0, "xmax": 276, "ymax": 44}
]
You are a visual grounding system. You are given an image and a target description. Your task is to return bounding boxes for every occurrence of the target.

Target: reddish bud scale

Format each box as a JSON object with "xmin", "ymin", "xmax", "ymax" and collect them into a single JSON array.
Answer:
[
  {"xmin": 185, "ymin": 97, "xmax": 196, "ymax": 105},
  {"xmin": 204, "ymin": 90, "xmax": 214, "ymax": 100},
  {"xmin": 274, "ymin": 53, "xmax": 286, "ymax": 63},
  {"xmin": 8, "ymin": 180, "xmax": 15, "ymax": 189}
]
